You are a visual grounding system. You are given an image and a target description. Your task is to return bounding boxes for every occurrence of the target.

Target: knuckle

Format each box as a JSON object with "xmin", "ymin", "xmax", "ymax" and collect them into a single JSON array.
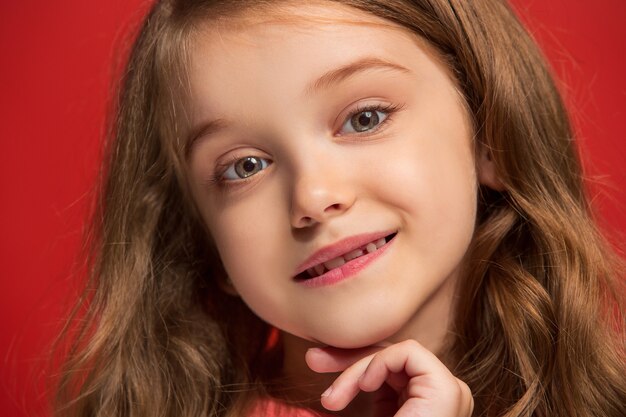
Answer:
[
  {"xmin": 370, "ymin": 351, "xmax": 389, "ymax": 371},
  {"xmin": 456, "ymin": 379, "xmax": 474, "ymax": 415},
  {"xmin": 458, "ymin": 379, "xmax": 472, "ymax": 396},
  {"xmin": 400, "ymin": 338, "xmax": 421, "ymax": 350},
  {"xmin": 450, "ymin": 378, "xmax": 463, "ymax": 397}
]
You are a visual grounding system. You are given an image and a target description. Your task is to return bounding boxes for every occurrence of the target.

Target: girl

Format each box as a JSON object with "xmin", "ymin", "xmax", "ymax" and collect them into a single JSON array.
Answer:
[{"xmin": 53, "ymin": 0, "xmax": 625, "ymax": 416}]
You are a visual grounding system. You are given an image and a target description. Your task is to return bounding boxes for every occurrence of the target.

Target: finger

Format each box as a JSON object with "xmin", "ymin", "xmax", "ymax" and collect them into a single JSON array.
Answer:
[
  {"xmin": 393, "ymin": 377, "xmax": 470, "ymax": 417},
  {"xmin": 384, "ymin": 370, "xmax": 409, "ymax": 393},
  {"xmin": 394, "ymin": 397, "xmax": 431, "ymax": 417},
  {"xmin": 311, "ymin": 340, "xmax": 464, "ymax": 414},
  {"xmin": 359, "ymin": 339, "xmax": 452, "ymax": 393},
  {"xmin": 395, "ymin": 375, "xmax": 473, "ymax": 417},
  {"xmin": 371, "ymin": 383, "xmax": 400, "ymax": 417},
  {"xmin": 319, "ymin": 340, "xmax": 447, "ymax": 411},
  {"xmin": 317, "ymin": 353, "xmax": 376, "ymax": 411},
  {"xmin": 305, "ymin": 345, "xmax": 384, "ymax": 373},
  {"xmin": 457, "ymin": 378, "xmax": 474, "ymax": 417}
]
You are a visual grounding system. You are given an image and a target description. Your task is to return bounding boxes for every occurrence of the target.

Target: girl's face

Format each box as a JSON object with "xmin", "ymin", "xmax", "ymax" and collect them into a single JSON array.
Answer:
[{"xmin": 186, "ymin": 2, "xmax": 487, "ymax": 351}]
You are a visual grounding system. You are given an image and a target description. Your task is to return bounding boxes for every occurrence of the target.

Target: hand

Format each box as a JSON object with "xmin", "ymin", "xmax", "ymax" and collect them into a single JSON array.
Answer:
[{"xmin": 305, "ymin": 339, "xmax": 473, "ymax": 417}]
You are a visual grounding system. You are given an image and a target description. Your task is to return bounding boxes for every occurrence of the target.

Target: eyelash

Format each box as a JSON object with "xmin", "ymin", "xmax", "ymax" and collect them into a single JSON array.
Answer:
[
  {"xmin": 337, "ymin": 102, "xmax": 403, "ymax": 137},
  {"xmin": 205, "ymin": 154, "xmax": 256, "ymax": 190},
  {"xmin": 205, "ymin": 102, "xmax": 403, "ymax": 190}
]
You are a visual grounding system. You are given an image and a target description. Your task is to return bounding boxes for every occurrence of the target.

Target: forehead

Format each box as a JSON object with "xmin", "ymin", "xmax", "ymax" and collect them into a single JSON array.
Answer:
[{"xmin": 185, "ymin": 2, "xmax": 439, "ymax": 122}]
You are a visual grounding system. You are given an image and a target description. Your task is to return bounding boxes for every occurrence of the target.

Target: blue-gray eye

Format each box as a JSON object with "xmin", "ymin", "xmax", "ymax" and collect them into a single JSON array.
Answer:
[
  {"xmin": 341, "ymin": 108, "xmax": 389, "ymax": 133},
  {"xmin": 223, "ymin": 156, "xmax": 270, "ymax": 180}
]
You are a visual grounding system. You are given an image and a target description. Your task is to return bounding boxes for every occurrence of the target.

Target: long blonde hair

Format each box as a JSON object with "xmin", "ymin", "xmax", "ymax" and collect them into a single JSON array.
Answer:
[{"xmin": 53, "ymin": 1, "xmax": 625, "ymax": 416}]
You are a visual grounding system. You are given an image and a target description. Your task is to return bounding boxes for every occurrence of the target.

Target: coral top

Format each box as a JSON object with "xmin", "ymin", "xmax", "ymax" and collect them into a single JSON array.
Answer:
[{"xmin": 249, "ymin": 398, "xmax": 335, "ymax": 416}]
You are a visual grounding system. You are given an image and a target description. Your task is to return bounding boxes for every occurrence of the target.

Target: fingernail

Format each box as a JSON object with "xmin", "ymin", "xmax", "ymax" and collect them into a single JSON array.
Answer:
[{"xmin": 321, "ymin": 386, "xmax": 333, "ymax": 398}]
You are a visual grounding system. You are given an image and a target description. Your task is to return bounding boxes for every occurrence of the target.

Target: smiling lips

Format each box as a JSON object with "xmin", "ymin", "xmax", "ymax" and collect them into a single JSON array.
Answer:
[{"xmin": 294, "ymin": 231, "xmax": 397, "ymax": 280}]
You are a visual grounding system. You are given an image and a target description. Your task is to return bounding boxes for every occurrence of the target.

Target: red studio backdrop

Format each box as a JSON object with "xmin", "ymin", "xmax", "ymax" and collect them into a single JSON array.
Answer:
[{"xmin": 0, "ymin": 1, "xmax": 624, "ymax": 416}]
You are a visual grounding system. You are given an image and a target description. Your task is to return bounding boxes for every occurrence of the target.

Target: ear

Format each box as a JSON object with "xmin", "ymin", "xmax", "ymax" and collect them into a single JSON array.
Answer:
[{"xmin": 476, "ymin": 143, "xmax": 506, "ymax": 191}]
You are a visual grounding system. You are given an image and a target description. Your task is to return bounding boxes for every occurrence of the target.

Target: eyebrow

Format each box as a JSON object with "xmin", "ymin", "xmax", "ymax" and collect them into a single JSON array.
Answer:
[
  {"xmin": 303, "ymin": 56, "xmax": 411, "ymax": 97},
  {"xmin": 187, "ymin": 57, "xmax": 411, "ymax": 151},
  {"xmin": 187, "ymin": 117, "xmax": 231, "ymax": 155}
]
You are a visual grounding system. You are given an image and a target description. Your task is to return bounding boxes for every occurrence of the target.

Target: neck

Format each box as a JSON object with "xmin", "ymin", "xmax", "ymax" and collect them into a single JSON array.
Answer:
[
  {"xmin": 280, "ymin": 333, "xmax": 376, "ymax": 416},
  {"xmin": 381, "ymin": 267, "xmax": 458, "ymax": 366}
]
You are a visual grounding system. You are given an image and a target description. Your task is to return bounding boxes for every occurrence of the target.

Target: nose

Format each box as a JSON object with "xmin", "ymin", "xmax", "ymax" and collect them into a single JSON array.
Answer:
[{"xmin": 289, "ymin": 158, "xmax": 356, "ymax": 228}]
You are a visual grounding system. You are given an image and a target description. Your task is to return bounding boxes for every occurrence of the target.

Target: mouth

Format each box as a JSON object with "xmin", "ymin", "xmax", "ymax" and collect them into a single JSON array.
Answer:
[{"xmin": 295, "ymin": 232, "xmax": 397, "ymax": 281}]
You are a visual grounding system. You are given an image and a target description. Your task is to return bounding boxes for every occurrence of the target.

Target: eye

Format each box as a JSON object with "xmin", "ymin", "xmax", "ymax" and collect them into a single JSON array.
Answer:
[
  {"xmin": 222, "ymin": 156, "xmax": 271, "ymax": 180},
  {"xmin": 339, "ymin": 104, "xmax": 394, "ymax": 134}
]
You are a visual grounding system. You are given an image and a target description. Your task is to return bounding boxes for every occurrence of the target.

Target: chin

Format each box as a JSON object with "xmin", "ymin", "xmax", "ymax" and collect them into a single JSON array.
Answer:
[{"xmin": 312, "ymin": 323, "xmax": 402, "ymax": 349}]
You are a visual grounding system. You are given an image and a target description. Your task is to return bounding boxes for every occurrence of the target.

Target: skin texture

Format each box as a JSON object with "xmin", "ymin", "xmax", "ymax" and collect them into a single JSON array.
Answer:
[{"xmin": 186, "ymin": 2, "xmax": 496, "ymax": 415}]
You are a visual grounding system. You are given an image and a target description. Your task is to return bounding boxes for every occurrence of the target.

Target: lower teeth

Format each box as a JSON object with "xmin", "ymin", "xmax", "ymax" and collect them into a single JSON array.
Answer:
[{"xmin": 302, "ymin": 233, "xmax": 396, "ymax": 279}]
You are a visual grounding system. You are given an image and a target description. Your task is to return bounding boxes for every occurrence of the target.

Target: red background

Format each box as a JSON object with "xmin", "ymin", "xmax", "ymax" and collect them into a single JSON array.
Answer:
[{"xmin": 1, "ymin": 1, "xmax": 624, "ymax": 416}]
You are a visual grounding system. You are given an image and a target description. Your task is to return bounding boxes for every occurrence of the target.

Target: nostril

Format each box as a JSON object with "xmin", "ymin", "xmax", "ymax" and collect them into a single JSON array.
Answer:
[{"xmin": 325, "ymin": 203, "xmax": 341, "ymax": 212}]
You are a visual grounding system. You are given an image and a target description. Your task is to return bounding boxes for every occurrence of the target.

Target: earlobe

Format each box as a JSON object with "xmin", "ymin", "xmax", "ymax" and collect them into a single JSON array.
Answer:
[{"xmin": 477, "ymin": 145, "xmax": 506, "ymax": 191}]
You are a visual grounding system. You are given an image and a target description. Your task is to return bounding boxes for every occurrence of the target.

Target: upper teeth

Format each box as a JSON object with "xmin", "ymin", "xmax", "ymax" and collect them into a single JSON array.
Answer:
[{"xmin": 305, "ymin": 237, "xmax": 387, "ymax": 278}]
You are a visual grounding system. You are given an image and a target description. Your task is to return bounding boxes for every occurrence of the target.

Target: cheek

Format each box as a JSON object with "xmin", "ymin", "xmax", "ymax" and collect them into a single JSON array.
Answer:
[
  {"xmin": 203, "ymin": 188, "xmax": 289, "ymax": 281},
  {"xmin": 203, "ymin": 195, "xmax": 303, "ymax": 329},
  {"xmin": 372, "ymin": 137, "xmax": 476, "ymax": 213},
  {"xmin": 419, "ymin": 139, "xmax": 477, "ymax": 223},
  {"xmin": 368, "ymin": 112, "xmax": 478, "ymax": 253}
]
